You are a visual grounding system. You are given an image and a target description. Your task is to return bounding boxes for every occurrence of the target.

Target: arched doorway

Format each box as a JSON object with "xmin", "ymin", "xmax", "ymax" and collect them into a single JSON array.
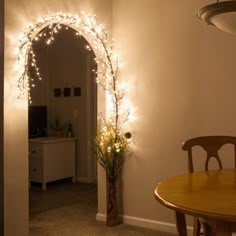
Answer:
[
  {"xmin": 15, "ymin": 13, "xmax": 113, "ymax": 193},
  {"xmin": 28, "ymin": 25, "xmax": 98, "ymax": 231},
  {"xmin": 28, "ymin": 25, "xmax": 97, "ymax": 184}
]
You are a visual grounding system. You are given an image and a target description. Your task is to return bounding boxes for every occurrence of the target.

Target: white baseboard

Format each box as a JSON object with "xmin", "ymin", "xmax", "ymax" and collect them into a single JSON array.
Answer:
[
  {"xmin": 76, "ymin": 177, "xmax": 91, "ymax": 183},
  {"xmin": 96, "ymin": 213, "xmax": 193, "ymax": 235},
  {"xmin": 96, "ymin": 213, "xmax": 106, "ymax": 222}
]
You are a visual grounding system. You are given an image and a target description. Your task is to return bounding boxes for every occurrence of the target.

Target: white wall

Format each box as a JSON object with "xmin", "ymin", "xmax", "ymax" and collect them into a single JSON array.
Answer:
[
  {"xmin": 5, "ymin": 0, "xmax": 111, "ymax": 235},
  {"xmin": 111, "ymin": 0, "xmax": 236, "ymax": 231}
]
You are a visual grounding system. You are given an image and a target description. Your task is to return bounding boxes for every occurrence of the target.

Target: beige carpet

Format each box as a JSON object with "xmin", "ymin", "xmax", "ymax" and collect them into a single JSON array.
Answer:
[{"xmin": 29, "ymin": 180, "xmax": 176, "ymax": 236}]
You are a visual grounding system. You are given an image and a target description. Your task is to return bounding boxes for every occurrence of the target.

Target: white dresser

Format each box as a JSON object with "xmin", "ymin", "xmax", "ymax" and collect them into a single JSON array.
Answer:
[{"xmin": 29, "ymin": 137, "xmax": 77, "ymax": 190}]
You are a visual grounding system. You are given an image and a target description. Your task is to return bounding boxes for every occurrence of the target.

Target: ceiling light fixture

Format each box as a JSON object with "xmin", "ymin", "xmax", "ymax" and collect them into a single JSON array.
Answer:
[{"xmin": 197, "ymin": 0, "xmax": 236, "ymax": 34}]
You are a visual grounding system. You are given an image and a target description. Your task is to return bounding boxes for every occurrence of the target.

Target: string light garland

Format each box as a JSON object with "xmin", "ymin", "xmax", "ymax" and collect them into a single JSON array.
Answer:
[
  {"xmin": 16, "ymin": 12, "xmax": 134, "ymax": 171},
  {"xmin": 16, "ymin": 12, "xmax": 132, "ymax": 126}
]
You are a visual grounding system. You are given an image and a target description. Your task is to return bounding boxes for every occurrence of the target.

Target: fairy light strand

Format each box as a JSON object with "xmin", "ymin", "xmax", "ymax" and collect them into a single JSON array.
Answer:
[{"xmin": 16, "ymin": 12, "xmax": 133, "ymax": 130}]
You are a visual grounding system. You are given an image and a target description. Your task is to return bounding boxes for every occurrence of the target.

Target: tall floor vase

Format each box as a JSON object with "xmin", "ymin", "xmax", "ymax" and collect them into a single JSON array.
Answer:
[{"xmin": 106, "ymin": 175, "xmax": 120, "ymax": 226}]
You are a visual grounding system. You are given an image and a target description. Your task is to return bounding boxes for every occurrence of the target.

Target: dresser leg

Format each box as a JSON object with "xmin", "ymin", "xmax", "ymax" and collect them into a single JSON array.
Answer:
[
  {"xmin": 42, "ymin": 182, "xmax": 46, "ymax": 191},
  {"xmin": 175, "ymin": 211, "xmax": 187, "ymax": 236}
]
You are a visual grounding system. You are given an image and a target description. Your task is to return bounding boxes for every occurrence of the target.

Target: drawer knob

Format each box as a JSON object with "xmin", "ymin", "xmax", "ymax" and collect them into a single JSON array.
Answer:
[
  {"xmin": 33, "ymin": 168, "xmax": 36, "ymax": 172},
  {"xmin": 32, "ymin": 150, "xmax": 36, "ymax": 154}
]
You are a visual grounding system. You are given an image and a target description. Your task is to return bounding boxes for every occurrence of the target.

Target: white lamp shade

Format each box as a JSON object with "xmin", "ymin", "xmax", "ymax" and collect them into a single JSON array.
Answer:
[
  {"xmin": 211, "ymin": 12, "xmax": 236, "ymax": 34},
  {"xmin": 197, "ymin": 1, "xmax": 236, "ymax": 35}
]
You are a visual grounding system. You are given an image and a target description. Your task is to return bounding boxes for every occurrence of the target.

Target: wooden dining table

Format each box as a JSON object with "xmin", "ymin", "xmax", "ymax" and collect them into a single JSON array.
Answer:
[{"xmin": 154, "ymin": 169, "xmax": 236, "ymax": 236}]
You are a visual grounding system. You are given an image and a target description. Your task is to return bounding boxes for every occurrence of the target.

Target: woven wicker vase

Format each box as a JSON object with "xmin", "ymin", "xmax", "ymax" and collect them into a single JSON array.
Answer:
[{"xmin": 106, "ymin": 175, "xmax": 120, "ymax": 226}]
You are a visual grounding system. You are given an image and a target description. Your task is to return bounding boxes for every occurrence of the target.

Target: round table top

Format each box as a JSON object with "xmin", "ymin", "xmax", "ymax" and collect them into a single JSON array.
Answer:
[{"xmin": 154, "ymin": 169, "xmax": 236, "ymax": 222}]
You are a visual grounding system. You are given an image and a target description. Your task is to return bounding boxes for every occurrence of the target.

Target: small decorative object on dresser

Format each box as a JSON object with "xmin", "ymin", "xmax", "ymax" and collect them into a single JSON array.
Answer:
[
  {"xmin": 67, "ymin": 123, "xmax": 73, "ymax": 138},
  {"xmin": 51, "ymin": 115, "xmax": 71, "ymax": 137}
]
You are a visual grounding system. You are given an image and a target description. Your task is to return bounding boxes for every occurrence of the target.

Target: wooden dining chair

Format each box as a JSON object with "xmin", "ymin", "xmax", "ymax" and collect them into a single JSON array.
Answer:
[{"xmin": 182, "ymin": 135, "xmax": 236, "ymax": 236}]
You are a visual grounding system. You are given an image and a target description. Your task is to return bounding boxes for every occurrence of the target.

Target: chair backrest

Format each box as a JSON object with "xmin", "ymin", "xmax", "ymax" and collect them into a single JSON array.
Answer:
[{"xmin": 182, "ymin": 136, "xmax": 236, "ymax": 173}]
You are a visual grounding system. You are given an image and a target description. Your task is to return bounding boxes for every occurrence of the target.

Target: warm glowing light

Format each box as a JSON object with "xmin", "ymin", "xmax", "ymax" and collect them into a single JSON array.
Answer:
[{"xmin": 16, "ymin": 11, "xmax": 135, "ymax": 140}]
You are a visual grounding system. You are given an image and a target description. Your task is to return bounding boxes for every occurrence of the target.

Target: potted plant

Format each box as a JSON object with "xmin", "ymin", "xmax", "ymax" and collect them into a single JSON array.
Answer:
[{"xmin": 51, "ymin": 115, "xmax": 71, "ymax": 137}]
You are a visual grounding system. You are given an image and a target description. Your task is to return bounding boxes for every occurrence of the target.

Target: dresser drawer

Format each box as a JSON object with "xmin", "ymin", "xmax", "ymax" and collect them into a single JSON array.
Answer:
[
  {"xmin": 29, "ymin": 159, "xmax": 42, "ymax": 181},
  {"xmin": 29, "ymin": 143, "xmax": 42, "ymax": 159}
]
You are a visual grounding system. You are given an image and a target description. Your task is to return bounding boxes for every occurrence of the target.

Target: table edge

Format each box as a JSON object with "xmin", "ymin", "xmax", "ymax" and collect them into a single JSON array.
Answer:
[{"xmin": 154, "ymin": 184, "xmax": 236, "ymax": 222}]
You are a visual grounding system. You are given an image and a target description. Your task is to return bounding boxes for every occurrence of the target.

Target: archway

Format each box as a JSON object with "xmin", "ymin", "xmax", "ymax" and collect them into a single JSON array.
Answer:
[
  {"xmin": 28, "ymin": 25, "xmax": 97, "ymax": 183},
  {"xmin": 28, "ymin": 25, "xmax": 99, "ymax": 230}
]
